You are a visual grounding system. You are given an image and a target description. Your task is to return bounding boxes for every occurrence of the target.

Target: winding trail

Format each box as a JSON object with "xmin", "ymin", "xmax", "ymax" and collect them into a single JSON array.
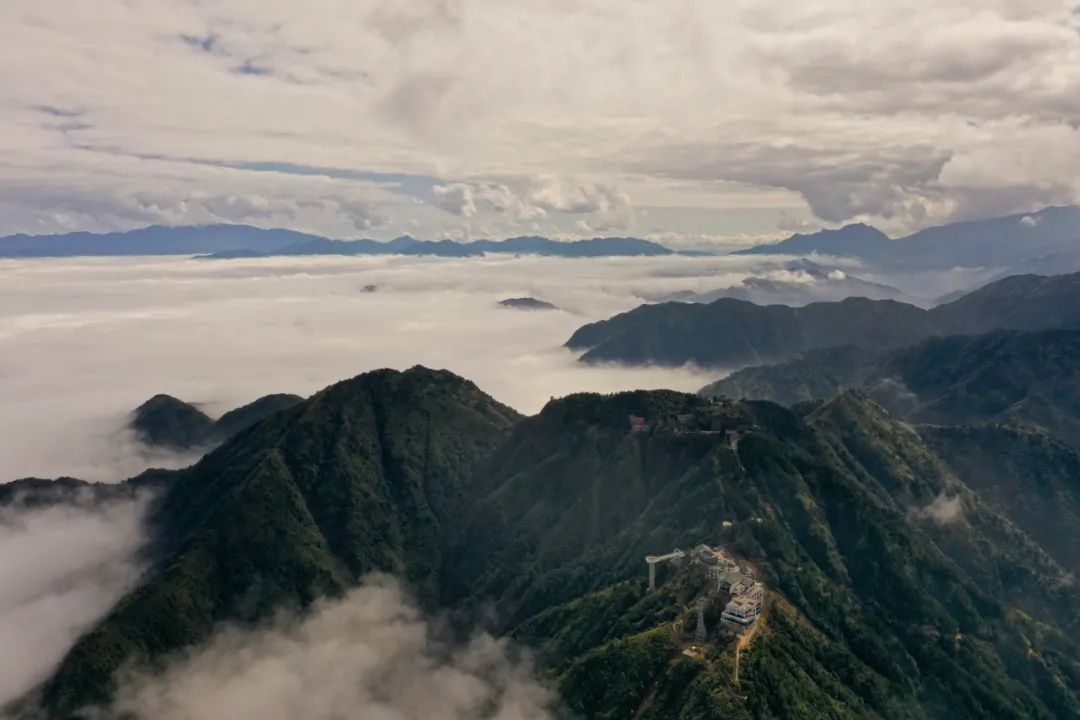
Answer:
[{"xmin": 733, "ymin": 620, "xmax": 759, "ymax": 686}]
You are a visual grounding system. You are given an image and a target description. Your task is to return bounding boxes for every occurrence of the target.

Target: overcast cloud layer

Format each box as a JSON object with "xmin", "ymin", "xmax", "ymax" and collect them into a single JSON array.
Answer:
[
  {"xmin": 111, "ymin": 576, "xmax": 556, "ymax": 720},
  {"xmin": 1, "ymin": 1, "xmax": 1078, "ymax": 244}
]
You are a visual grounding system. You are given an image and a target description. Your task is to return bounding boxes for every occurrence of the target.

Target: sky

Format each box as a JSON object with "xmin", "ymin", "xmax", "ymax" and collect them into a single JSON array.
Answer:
[{"xmin": 2, "ymin": 1, "xmax": 1079, "ymax": 246}]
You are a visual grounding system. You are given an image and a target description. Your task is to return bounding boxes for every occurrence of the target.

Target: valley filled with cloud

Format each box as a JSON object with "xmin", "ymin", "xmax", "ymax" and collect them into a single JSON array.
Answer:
[{"xmin": 0, "ymin": 253, "xmax": 813, "ymax": 482}]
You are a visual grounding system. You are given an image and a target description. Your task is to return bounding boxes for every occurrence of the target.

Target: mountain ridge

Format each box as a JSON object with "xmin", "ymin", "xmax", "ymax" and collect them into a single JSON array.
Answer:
[
  {"xmin": 0, "ymin": 225, "xmax": 677, "ymax": 259},
  {"xmin": 129, "ymin": 392, "xmax": 304, "ymax": 450},
  {"xmin": 735, "ymin": 205, "xmax": 1080, "ymax": 271},
  {"xmin": 6, "ymin": 368, "xmax": 1080, "ymax": 719},
  {"xmin": 566, "ymin": 270, "xmax": 1080, "ymax": 369}
]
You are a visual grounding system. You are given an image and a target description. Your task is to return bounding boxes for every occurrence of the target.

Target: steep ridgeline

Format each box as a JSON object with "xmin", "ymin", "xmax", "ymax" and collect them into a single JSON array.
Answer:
[
  {"xmin": 567, "ymin": 271, "xmax": 1080, "ymax": 368},
  {"xmin": 129, "ymin": 393, "xmax": 303, "ymax": 450},
  {"xmin": 443, "ymin": 391, "xmax": 1080, "ymax": 719},
  {"xmin": 703, "ymin": 329, "xmax": 1080, "ymax": 448},
  {"xmin": 29, "ymin": 368, "xmax": 520, "ymax": 717},
  {"xmin": 10, "ymin": 373, "xmax": 1080, "ymax": 719}
]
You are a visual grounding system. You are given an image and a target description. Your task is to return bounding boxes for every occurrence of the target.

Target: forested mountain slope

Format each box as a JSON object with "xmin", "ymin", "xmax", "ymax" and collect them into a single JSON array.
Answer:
[
  {"xmin": 567, "ymin": 271, "xmax": 1080, "ymax": 369},
  {"xmin": 6, "ymin": 370, "xmax": 1080, "ymax": 719},
  {"xmin": 704, "ymin": 329, "xmax": 1080, "ymax": 447}
]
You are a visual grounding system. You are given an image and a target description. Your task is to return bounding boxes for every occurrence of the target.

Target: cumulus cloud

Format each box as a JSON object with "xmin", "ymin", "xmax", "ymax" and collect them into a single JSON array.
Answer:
[
  {"xmin": 2, "ymin": 1, "xmax": 1076, "ymax": 238},
  {"xmin": 433, "ymin": 183, "xmax": 482, "ymax": 218},
  {"xmin": 0, "ymin": 493, "xmax": 151, "ymax": 707},
  {"xmin": 110, "ymin": 576, "xmax": 556, "ymax": 720},
  {"xmin": 432, "ymin": 177, "xmax": 631, "ymax": 229},
  {"xmin": 635, "ymin": 138, "xmax": 955, "ymax": 228}
]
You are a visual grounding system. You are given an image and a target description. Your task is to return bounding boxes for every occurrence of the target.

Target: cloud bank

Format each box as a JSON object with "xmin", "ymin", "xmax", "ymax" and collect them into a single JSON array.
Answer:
[
  {"xmin": 0, "ymin": 493, "xmax": 151, "ymax": 707},
  {"xmin": 1, "ymin": 253, "xmax": 783, "ymax": 482},
  {"xmin": 111, "ymin": 576, "xmax": 556, "ymax": 720}
]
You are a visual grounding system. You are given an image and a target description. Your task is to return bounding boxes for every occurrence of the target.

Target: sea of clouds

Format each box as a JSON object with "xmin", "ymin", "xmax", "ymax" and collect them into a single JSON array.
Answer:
[
  {"xmin": 0, "ymin": 250, "xmax": 982, "ymax": 715},
  {"xmin": 0, "ymin": 251, "xmax": 892, "ymax": 483},
  {"xmin": 0, "ymin": 251, "xmax": 754, "ymax": 711}
]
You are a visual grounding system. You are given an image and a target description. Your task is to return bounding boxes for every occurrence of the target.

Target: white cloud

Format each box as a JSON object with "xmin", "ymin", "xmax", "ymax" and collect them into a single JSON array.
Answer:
[
  {"xmin": 915, "ymin": 492, "xmax": 964, "ymax": 525},
  {"xmin": 0, "ymin": 254, "xmax": 766, "ymax": 482},
  {"xmin": 0, "ymin": 1, "xmax": 1077, "ymax": 238},
  {"xmin": 111, "ymin": 576, "xmax": 556, "ymax": 720},
  {"xmin": 432, "ymin": 177, "xmax": 631, "ymax": 229},
  {"xmin": 0, "ymin": 492, "xmax": 151, "ymax": 707},
  {"xmin": 764, "ymin": 269, "xmax": 818, "ymax": 285},
  {"xmin": 433, "ymin": 183, "xmax": 481, "ymax": 217}
]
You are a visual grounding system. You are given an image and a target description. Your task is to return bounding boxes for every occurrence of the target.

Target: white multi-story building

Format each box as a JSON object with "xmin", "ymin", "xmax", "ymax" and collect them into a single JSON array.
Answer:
[{"xmin": 721, "ymin": 594, "xmax": 762, "ymax": 628}]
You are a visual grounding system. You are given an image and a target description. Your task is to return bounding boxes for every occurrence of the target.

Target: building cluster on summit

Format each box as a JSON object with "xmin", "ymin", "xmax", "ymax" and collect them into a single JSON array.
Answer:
[{"xmin": 646, "ymin": 543, "xmax": 766, "ymax": 634}]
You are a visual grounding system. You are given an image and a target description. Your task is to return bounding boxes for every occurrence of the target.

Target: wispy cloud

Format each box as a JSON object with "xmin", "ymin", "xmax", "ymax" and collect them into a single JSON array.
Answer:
[
  {"xmin": 0, "ymin": 492, "xmax": 152, "ymax": 707},
  {"xmin": 111, "ymin": 576, "xmax": 557, "ymax": 720}
]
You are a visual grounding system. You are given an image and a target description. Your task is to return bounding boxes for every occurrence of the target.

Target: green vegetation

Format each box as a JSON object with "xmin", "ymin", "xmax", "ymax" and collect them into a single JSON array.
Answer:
[
  {"xmin": 567, "ymin": 271, "xmax": 1080, "ymax": 369},
  {"xmin": 707, "ymin": 329, "xmax": 1080, "ymax": 448},
  {"xmin": 920, "ymin": 424, "xmax": 1080, "ymax": 574},
  {"xmin": 129, "ymin": 392, "xmax": 303, "ymax": 450},
  {"xmin": 129, "ymin": 394, "xmax": 213, "ymax": 449},
  {"xmin": 565, "ymin": 297, "xmax": 936, "ymax": 367},
  {"xmin": 7, "ymin": 368, "xmax": 1080, "ymax": 719}
]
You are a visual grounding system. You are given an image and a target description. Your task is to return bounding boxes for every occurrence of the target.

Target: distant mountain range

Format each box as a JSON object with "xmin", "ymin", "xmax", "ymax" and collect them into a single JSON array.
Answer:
[
  {"xmin": 0, "ymin": 225, "xmax": 325, "ymax": 258},
  {"xmin": 736, "ymin": 205, "xmax": 1080, "ymax": 272},
  {"xmin": 7, "ymin": 366, "xmax": 1080, "ymax": 718},
  {"xmin": 0, "ymin": 224, "xmax": 675, "ymax": 258},
  {"xmin": 566, "ymin": 270, "xmax": 1080, "ymax": 368},
  {"xmin": 3, "ymin": 204, "xmax": 1078, "ymax": 268}
]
